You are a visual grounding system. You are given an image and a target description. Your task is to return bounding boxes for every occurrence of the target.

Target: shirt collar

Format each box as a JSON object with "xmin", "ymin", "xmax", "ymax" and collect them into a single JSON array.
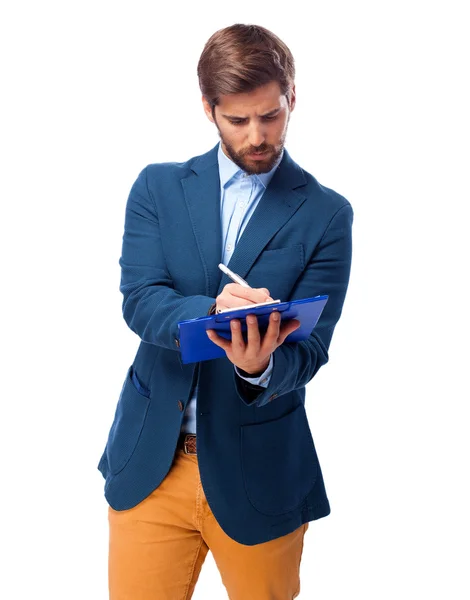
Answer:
[{"xmin": 217, "ymin": 142, "xmax": 283, "ymax": 189}]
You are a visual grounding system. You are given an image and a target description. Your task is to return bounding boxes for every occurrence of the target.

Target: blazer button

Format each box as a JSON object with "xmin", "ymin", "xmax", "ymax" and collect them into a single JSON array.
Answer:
[
  {"xmin": 177, "ymin": 400, "xmax": 184, "ymax": 412},
  {"xmin": 174, "ymin": 338, "xmax": 180, "ymax": 348}
]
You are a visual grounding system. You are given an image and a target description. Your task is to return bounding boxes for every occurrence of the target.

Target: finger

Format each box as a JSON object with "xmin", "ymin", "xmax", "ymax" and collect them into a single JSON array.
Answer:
[
  {"xmin": 248, "ymin": 287, "xmax": 273, "ymax": 302},
  {"xmin": 246, "ymin": 314, "xmax": 261, "ymax": 353},
  {"xmin": 225, "ymin": 284, "xmax": 272, "ymax": 304},
  {"xmin": 261, "ymin": 311, "xmax": 282, "ymax": 351},
  {"xmin": 219, "ymin": 296, "xmax": 273, "ymax": 311},
  {"xmin": 277, "ymin": 319, "xmax": 301, "ymax": 345},
  {"xmin": 229, "ymin": 319, "xmax": 246, "ymax": 354},
  {"xmin": 217, "ymin": 288, "xmax": 254, "ymax": 312},
  {"xmin": 206, "ymin": 329, "xmax": 231, "ymax": 352}
]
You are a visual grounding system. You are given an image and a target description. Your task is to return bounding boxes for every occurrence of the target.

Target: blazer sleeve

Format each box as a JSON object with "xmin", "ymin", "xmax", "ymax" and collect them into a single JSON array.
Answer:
[
  {"xmin": 119, "ymin": 167, "xmax": 215, "ymax": 350},
  {"xmin": 235, "ymin": 202, "xmax": 353, "ymax": 407}
]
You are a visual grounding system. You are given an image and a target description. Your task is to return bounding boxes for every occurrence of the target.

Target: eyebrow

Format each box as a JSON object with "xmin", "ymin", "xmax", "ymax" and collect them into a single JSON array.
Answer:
[{"xmin": 221, "ymin": 107, "xmax": 282, "ymax": 120}]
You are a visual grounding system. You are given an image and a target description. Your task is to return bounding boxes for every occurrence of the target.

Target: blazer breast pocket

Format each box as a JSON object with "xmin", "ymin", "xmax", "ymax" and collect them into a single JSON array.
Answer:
[
  {"xmin": 247, "ymin": 244, "xmax": 304, "ymax": 300},
  {"xmin": 105, "ymin": 366, "xmax": 151, "ymax": 476}
]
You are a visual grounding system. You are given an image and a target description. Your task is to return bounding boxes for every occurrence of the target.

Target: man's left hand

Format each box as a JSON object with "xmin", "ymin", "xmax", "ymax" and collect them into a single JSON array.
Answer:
[{"xmin": 206, "ymin": 312, "xmax": 300, "ymax": 375}]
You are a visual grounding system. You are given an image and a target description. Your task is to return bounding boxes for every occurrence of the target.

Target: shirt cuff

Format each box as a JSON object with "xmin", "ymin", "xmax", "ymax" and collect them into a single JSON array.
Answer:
[{"xmin": 235, "ymin": 354, "xmax": 273, "ymax": 388}]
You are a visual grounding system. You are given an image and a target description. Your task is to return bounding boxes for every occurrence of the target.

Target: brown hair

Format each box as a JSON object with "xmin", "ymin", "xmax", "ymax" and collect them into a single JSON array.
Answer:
[{"xmin": 197, "ymin": 24, "xmax": 295, "ymax": 109}]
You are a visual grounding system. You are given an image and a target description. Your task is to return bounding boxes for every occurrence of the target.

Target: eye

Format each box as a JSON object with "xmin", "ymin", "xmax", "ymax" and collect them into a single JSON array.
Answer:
[
  {"xmin": 228, "ymin": 119, "xmax": 246, "ymax": 126},
  {"xmin": 262, "ymin": 115, "xmax": 278, "ymax": 122}
]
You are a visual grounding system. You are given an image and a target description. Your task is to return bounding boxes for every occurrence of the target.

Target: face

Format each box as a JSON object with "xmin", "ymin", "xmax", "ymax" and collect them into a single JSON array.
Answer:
[{"xmin": 202, "ymin": 80, "xmax": 296, "ymax": 175}]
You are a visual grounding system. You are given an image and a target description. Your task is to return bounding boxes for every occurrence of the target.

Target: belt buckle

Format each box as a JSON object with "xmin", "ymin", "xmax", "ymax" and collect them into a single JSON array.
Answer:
[{"xmin": 183, "ymin": 434, "xmax": 196, "ymax": 455}]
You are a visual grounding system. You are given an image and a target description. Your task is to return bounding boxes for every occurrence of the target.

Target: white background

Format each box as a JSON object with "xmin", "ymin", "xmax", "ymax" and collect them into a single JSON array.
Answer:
[{"xmin": 1, "ymin": 1, "xmax": 469, "ymax": 598}]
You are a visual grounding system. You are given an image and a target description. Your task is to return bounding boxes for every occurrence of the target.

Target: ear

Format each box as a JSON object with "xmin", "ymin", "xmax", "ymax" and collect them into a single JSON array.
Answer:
[
  {"xmin": 202, "ymin": 96, "xmax": 215, "ymax": 123},
  {"xmin": 289, "ymin": 85, "xmax": 296, "ymax": 112}
]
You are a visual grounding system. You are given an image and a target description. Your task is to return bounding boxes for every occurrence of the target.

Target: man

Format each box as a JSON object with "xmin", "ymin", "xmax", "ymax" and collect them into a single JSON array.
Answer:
[{"xmin": 98, "ymin": 23, "xmax": 353, "ymax": 600}]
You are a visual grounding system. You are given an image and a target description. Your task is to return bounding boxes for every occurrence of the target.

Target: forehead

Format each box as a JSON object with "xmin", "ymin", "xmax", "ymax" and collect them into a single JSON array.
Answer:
[{"xmin": 217, "ymin": 81, "xmax": 287, "ymax": 116}]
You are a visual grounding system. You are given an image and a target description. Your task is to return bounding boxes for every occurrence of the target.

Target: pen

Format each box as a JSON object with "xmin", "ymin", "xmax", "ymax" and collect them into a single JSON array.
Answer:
[{"xmin": 218, "ymin": 263, "xmax": 251, "ymax": 288}]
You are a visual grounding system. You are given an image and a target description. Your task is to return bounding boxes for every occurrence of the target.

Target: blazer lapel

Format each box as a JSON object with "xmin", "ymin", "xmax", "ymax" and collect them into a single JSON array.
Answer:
[
  {"xmin": 217, "ymin": 150, "xmax": 308, "ymax": 294},
  {"xmin": 181, "ymin": 145, "xmax": 308, "ymax": 299},
  {"xmin": 181, "ymin": 145, "xmax": 223, "ymax": 298}
]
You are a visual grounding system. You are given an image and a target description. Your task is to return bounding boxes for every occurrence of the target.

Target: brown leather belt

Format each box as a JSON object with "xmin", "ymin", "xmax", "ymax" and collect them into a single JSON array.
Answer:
[{"xmin": 178, "ymin": 433, "xmax": 197, "ymax": 455}]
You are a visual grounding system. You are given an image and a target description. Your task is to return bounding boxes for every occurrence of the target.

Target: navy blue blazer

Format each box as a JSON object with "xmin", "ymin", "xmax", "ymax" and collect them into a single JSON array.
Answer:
[{"xmin": 97, "ymin": 144, "xmax": 353, "ymax": 545}]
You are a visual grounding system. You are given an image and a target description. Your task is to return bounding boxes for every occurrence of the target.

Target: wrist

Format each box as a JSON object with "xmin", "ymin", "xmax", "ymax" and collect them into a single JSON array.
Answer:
[{"xmin": 238, "ymin": 358, "xmax": 270, "ymax": 377}]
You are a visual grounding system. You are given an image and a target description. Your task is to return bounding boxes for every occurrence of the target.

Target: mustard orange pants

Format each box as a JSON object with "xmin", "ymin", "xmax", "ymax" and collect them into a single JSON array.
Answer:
[{"xmin": 108, "ymin": 449, "xmax": 308, "ymax": 599}]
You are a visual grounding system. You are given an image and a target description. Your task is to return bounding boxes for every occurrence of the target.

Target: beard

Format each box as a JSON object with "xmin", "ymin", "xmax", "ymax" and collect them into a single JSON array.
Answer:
[{"xmin": 216, "ymin": 121, "xmax": 289, "ymax": 175}]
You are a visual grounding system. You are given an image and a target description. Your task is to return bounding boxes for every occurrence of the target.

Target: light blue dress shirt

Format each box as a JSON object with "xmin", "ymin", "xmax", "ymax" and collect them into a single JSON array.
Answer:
[{"xmin": 181, "ymin": 143, "xmax": 283, "ymax": 433}]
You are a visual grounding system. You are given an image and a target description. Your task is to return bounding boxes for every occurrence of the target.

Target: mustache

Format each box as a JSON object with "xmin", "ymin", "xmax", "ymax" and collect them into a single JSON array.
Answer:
[{"xmin": 240, "ymin": 144, "xmax": 272, "ymax": 156}]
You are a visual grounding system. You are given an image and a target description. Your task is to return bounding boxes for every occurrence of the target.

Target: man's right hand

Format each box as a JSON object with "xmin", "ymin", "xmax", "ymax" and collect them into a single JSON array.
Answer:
[{"xmin": 215, "ymin": 284, "xmax": 273, "ymax": 313}]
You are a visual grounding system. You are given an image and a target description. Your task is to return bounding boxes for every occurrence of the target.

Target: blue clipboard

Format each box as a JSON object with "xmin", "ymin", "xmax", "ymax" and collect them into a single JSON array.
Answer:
[{"xmin": 177, "ymin": 295, "xmax": 328, "ymax": 364}]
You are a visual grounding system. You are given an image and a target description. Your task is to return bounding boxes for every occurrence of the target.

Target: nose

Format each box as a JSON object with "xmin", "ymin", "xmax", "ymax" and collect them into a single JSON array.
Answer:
[{"xmin": 247, "ymin": 123, "xmax": 266, "ymax": 148}]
